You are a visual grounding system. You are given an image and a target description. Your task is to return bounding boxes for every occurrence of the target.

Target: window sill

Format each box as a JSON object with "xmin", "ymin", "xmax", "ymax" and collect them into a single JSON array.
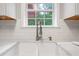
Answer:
[{"xmin": 22, "ymin": 25, "xmax": 59, "ymax": 28}]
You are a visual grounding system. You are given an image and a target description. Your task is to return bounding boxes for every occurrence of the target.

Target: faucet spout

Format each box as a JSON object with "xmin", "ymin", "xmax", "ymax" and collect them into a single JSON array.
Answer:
[{"xmin": 36, "ymin": 20, "xmax": 42, "ymax": 41}]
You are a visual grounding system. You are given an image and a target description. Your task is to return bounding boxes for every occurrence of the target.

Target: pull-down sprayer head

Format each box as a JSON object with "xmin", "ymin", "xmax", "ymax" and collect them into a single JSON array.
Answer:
[{"xmin": 36, "ymin": 20, "xmax": 42, "ymax": 41}]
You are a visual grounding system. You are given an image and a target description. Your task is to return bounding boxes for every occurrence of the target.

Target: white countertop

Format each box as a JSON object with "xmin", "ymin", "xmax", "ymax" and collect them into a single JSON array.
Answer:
[
  {"xmin": 57, "ymin": 42, "xmax": 79, "ymax": 56},
  {"xmin": 0, "ymin": 41, "xmax": 18, "ymax": 56}
]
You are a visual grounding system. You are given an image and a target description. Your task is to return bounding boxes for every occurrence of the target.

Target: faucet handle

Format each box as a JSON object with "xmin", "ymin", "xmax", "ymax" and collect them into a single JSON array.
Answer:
[{"xmin": 48, "ymin": 36, "xmax": 52, "ymax": 41}]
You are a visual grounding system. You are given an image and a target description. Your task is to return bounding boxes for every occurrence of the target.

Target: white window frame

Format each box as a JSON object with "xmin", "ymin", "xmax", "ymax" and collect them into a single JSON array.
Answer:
[{"xmin": 21, "ymin": 3, "xmax": 59, "ymax": 27}]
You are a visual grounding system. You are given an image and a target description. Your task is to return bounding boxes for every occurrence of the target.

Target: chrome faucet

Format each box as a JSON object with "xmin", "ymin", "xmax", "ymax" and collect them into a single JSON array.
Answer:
[{"xmin": 36, "ymin": 20, "xmax": 42, "ymax": 41}]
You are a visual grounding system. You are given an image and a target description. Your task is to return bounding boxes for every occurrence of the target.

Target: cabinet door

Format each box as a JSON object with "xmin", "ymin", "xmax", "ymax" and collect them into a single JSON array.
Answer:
[
  {"xmin": 38, "ymin": 43, "xmax": 57, "ymax": 56},
  {"xmin": 19, "ymin": 42, "xmax": 37, "ymax": 56}
]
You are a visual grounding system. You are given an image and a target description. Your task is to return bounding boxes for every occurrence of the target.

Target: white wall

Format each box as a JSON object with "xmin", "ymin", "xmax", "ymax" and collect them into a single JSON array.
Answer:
[
  {"xmin": 0, "ymin": 3, "xmax": 6, "ymax": 15},
  {"xmin": 0, "ymin": 3, "xmax": 79, "ymax": 42},
  {"xmin": 0, "ymin": 3, "xmax": 16, "ymax": 18},
  {"xmin": 6, "ymin": 3, "xmax": 16, "ymax": 18}
]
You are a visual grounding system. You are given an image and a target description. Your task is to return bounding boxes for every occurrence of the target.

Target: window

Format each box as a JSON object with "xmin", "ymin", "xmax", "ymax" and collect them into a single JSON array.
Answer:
[{"xmin": 22, "ymin": 3, "xmax": 59, "ymax": 27}]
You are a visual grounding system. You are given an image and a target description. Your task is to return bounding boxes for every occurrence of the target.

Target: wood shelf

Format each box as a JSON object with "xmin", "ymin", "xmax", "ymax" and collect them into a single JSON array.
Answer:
[
  {"xmin": 64, "ymin": 15, "xmax": 79, "ymax": 20},
  {"xmin": 0, "ymin": 15, "xmax": 16, "ymax": 20}
]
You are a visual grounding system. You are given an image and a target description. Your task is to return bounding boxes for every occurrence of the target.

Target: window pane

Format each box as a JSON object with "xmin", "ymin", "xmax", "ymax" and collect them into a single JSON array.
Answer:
[
  {"xmin": 37, "ymin": 3, "xmax": 52, "ymax": 10},
  {"xmin": 37, "ymin": 19, "xmax": 44, "ymax": 25},
  {"xmin": 36, "ymin": 11, "xmax": 45, "ymax": 18},
  {"xmin": 45, "ymin": 11, "xmax": 52, "ymax": 18},
  {"xmin": 28, "ymin": 19, "xmax": 35, "ymax": 25},
  {"xmin": 27, "ymin": 3, "xmax": 54, "ymax": 27},
  {"xmin": 28, "ymin": 11, "xmax": 35, "ymax": 18},
  {"xmin": 45, "ymin": 19, "xmax": 52, "ymax": 25},
  {"xmin": 28, "ymin": 4, "xmax": 34, "ymax": 9}
]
